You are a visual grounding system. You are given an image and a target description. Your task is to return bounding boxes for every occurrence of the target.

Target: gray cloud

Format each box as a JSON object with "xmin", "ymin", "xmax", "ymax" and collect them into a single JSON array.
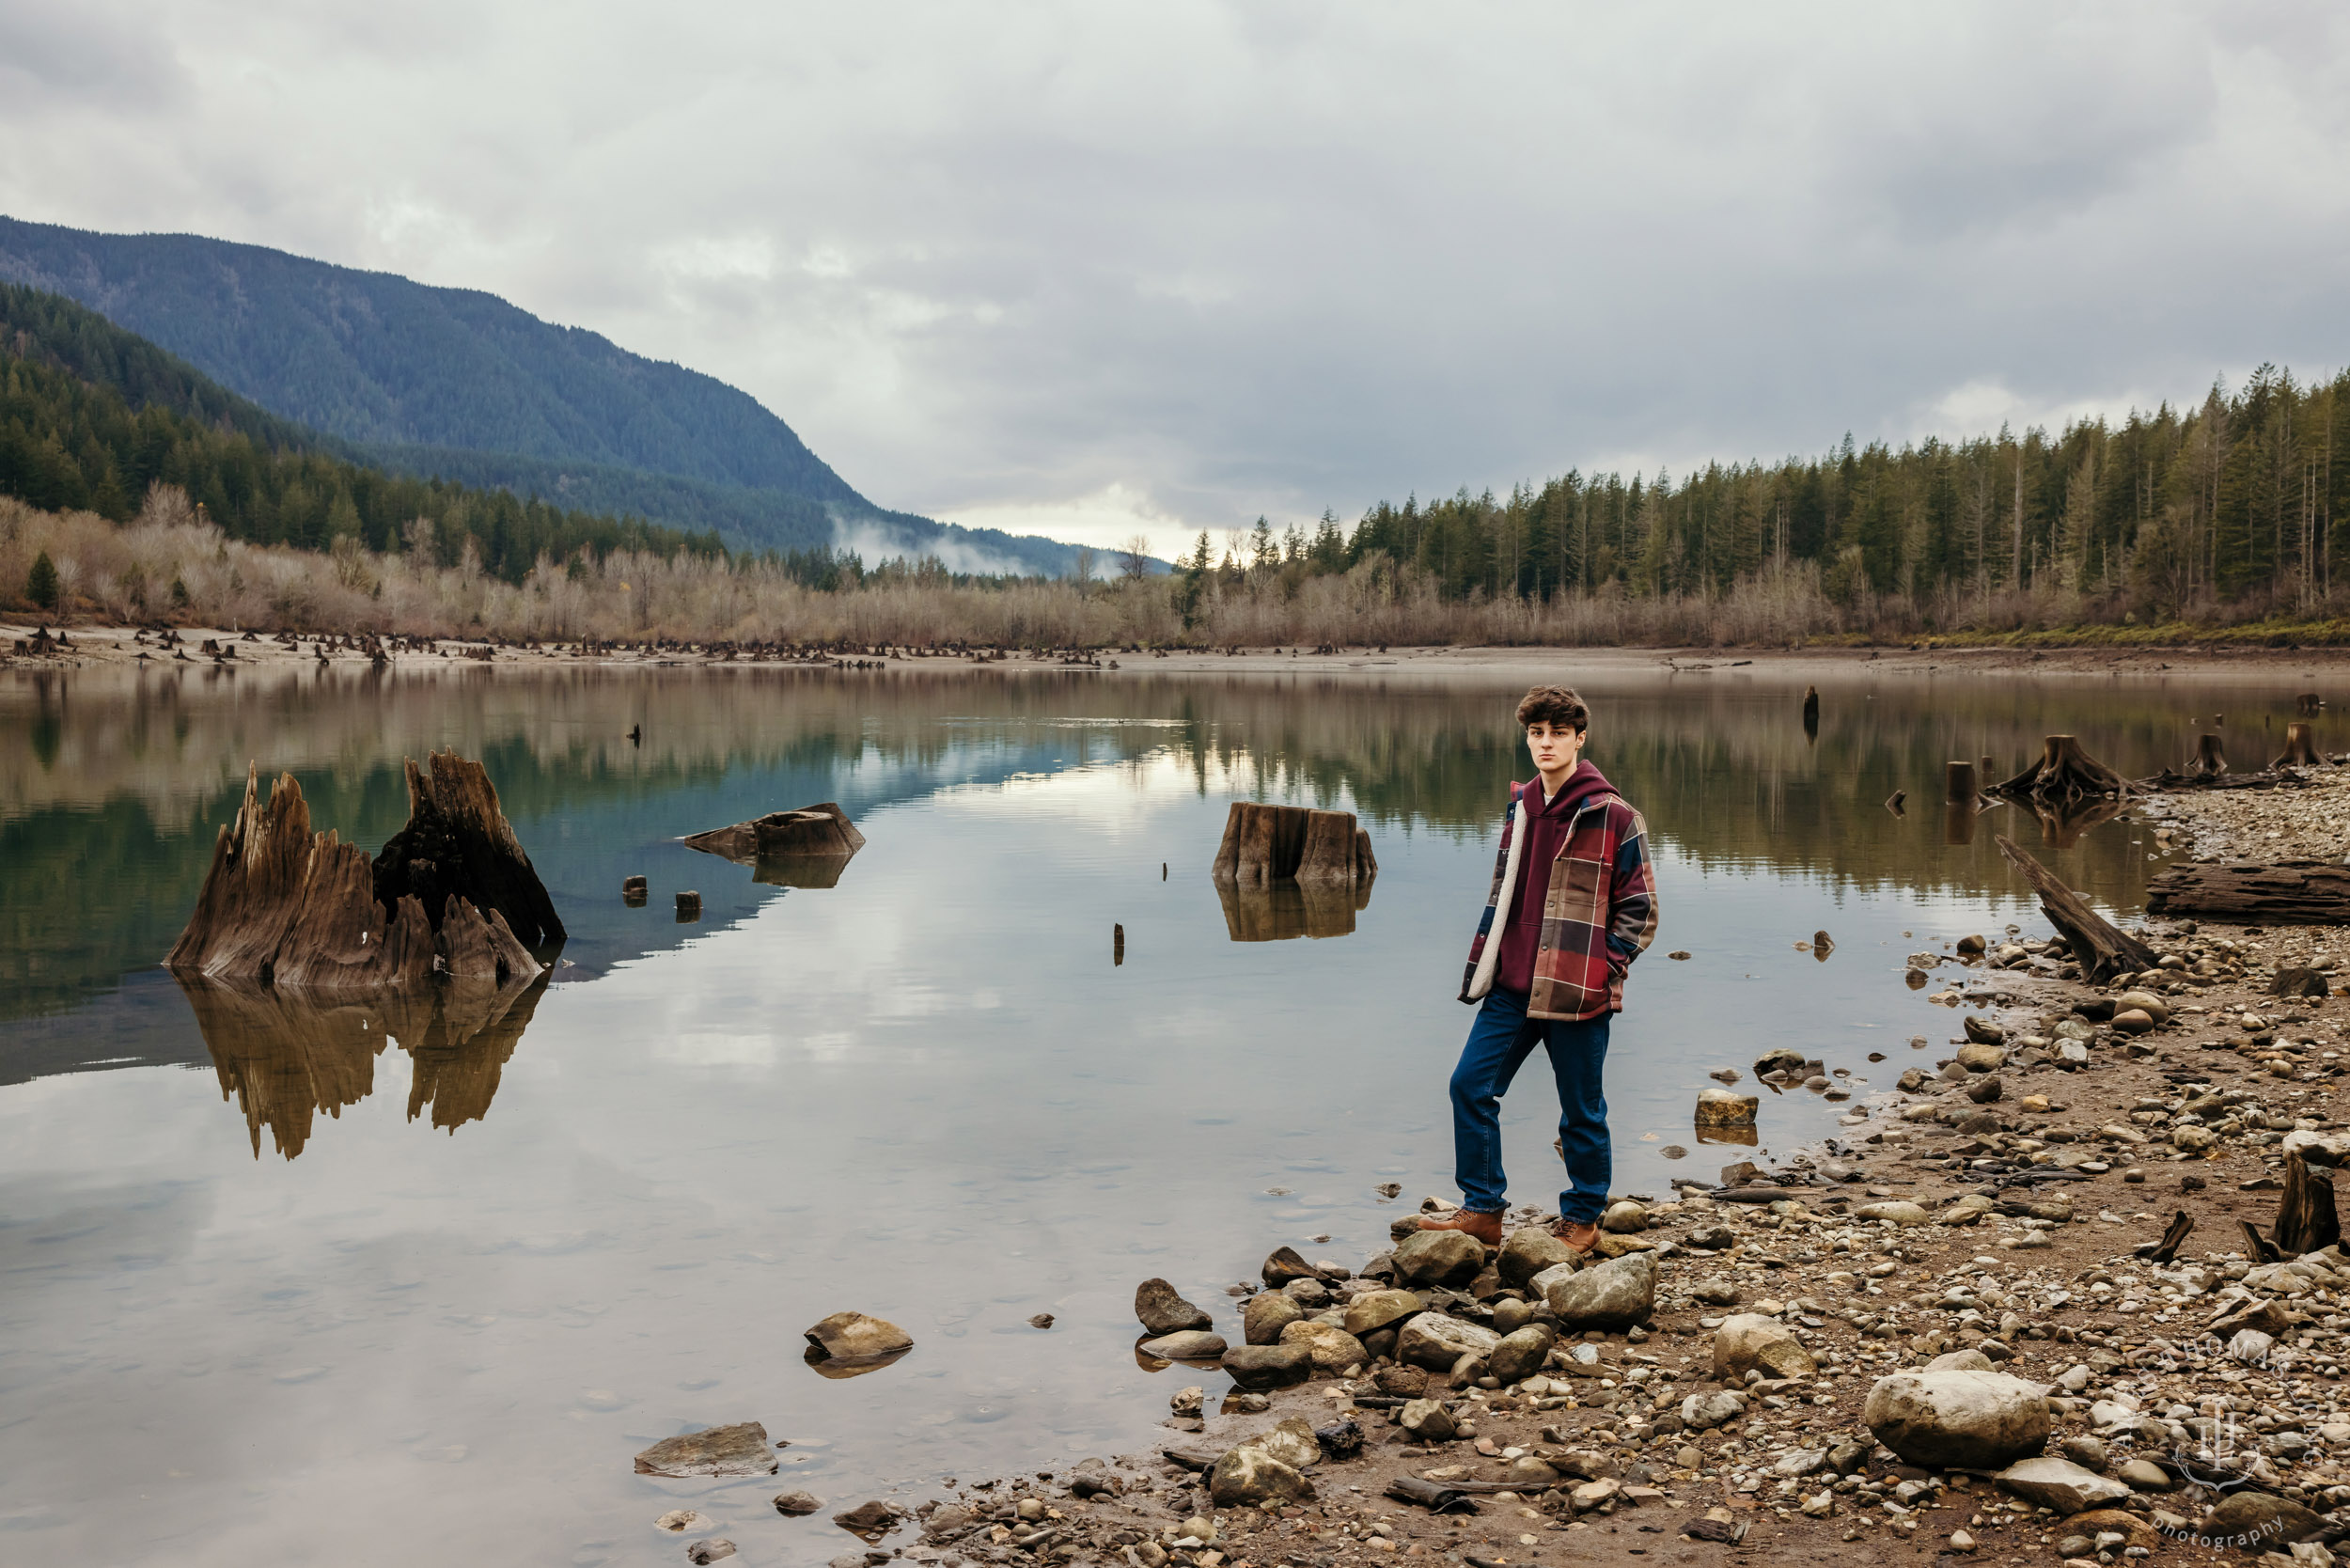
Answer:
[{"xmin": 0, "ymin": 1, "xmax": 2343, "ymax": 549}]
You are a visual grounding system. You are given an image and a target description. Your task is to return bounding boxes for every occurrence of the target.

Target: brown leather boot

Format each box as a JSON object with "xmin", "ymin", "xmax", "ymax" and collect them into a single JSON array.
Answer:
[
  {"xmin": 1412, "ymin": 1208, "xmax": 1504, "ymax": 1247},
  {"xmin": 1551, "ymin": 1219, "xmax": 1600, "ymax": 1252}
]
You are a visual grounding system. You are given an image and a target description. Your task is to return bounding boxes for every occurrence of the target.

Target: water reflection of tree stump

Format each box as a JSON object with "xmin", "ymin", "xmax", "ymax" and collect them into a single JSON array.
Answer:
[
  {"xmin": 2028, "ymin": 796, "xmax": 2126, "ymax": 850},
  {"xmin": 180, "ymin": 965, "xmax": 549, "ymax": 1157},
  {"xmin": 1994, "ymin": 734, "xmax": 2132, "ymax": 804},
  {"xmin": 1801, "ymin": 686, "xmax": 1820, "ymax": 742},
  {"xmin": 1216, "ymin": 877, "xmax": 1368, "ymax": 941}
]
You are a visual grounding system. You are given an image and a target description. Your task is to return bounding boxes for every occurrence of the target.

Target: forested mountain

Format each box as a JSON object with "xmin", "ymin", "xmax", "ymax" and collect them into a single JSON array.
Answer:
[
  {"xmin": 0, "ymin": 215, "xmax": 1082, "ymax": 574},
  {"xmin": 1198, "ymin": 365, "xmax": 2345, "ymax": 626},
  {"xmin": 0, "ymin": 282, "xmax": 717, "ymax": 576}
]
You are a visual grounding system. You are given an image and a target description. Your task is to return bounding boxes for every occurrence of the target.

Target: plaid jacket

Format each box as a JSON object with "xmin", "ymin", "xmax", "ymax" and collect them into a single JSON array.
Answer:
[{"xmin": 1459, "ymin": 779, "xmax": 1659, "ymax": 1020}]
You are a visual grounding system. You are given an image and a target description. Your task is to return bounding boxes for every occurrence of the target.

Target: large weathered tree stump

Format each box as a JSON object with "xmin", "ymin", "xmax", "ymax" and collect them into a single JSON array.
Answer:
[
  {"xmin": 374, "ymin": 751, "xmax": 565, "ymax": 948},
  {"xmin": 2145, "ymin": 861, "xmax": 2350, "ymax": 924},
  {"xmin": 2193, "ymin": 733, "xmax": 2228, "ymax": 776},
  {"xmin": 2276, "ymin": 1152, "xmax": 2341, "ymax": 1256},
  {"xmin": 166, "ymin": 763, "xmax": 544, "ymax": 991},
  {"xmin": 1211, "ymin": 802, "xmax": 1377, "ymax": 889},
  {"xmin": 2273, "ymin": 721, "xmax": 2321, "ymax": 769},
  {"xmin": 1995, "ymin": 735, "xmax": 2132, "ymax": 803},
  {"xmin": 1994, "ymin": 834, "xmax": 2157, "ymax": 983}
]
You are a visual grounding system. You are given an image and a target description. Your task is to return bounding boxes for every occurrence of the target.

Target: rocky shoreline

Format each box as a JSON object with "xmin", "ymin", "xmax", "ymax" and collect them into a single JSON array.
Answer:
[{"xmin": 718, "ymin": 770, "xmax": 2348, "ymax": 1568}]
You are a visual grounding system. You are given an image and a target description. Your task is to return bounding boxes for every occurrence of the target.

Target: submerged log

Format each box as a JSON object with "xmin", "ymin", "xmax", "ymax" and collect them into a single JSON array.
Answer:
[
  {"xmin": 1994, "ymin": 834, "xmax": 2158, "ymax": 983},
  {"xmin": 683, "ymin": 803, "xmax": 866, "ymax": 864},
  {"xmin": 2145, "ymin": 860, "xmax": 2350, "ymax": 924},
  {"xmin": 166, "ymin": 764, "xmax": 542, "ymax": 991},
  {"xmin": 1995, "ymin": 734, "xmax": 2132, "ymax": 803}
]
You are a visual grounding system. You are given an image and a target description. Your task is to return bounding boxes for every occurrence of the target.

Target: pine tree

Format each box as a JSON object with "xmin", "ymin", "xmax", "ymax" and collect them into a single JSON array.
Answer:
[{"xmin": 26, "ymin": 549, "xmax": 59, "ymax": 611}]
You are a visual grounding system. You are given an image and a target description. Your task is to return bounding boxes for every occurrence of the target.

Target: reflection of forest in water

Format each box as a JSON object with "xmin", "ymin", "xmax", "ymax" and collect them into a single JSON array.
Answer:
[{"xmin": 2, "ymin": 662, "xmax": 2319, "ymax": 1147}]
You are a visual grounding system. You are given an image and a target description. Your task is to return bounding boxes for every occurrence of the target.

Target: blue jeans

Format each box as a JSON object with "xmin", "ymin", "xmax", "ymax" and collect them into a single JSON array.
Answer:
[{"xmin": 1449, "ymin": 987, "xmax": 1612, "ymax": 1223}]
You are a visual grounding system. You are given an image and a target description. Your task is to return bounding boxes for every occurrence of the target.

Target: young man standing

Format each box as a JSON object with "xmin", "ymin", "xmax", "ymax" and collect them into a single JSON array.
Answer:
[{"xmin": 1416, "ymin": 686, "xmax": 1658, "ymax": 1251}]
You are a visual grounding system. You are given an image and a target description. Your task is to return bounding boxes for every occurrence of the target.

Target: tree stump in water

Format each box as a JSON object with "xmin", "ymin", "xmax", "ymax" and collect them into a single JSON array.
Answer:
[
  {"xmin": 2297, "ymin": 692, "xmax": 2322, "ymax": 715},
  {"xmin": 1993, "ymin": 834, "xmax": 2157, "ymax": 983},
  {"xmin": 373, "ymin": 751, "xmax": 566, "ymax": 948},
  {"xmin": 2276, "ymin": 1153, "xmax": 2342, "ymax": 1256},
  {"xmin": 1211, "ymin": 802, "xmax": 1376, "ymax": 937},
  {"xmin": 2145, "ymin": 861, "xmax": 2350, "ymax": 923},
  {"xmin": 2193, "ymin": 733, "xmax": 2228, "ymax": 776},
  {"xmin": 1995, "ymin": 735, "xmax": 2132, "ymax": 803},
  {"xmin": 2273, "ymin": 721, "xmax": 2321, "ymax": 769},
  {"xmin": 1801, "ymin": 686, "xmax": 1820, "ymax": 741},
  {"xmin": 682, "ymin": 804, "xmax": 865, "ymax": 887},
  {"xmin": 167, "ymin": 762, "xmax": 545, "ymax": 990},
  {"xmin": 1945, "ymin": 760, "xmax": 1977, "ymax": 805}
]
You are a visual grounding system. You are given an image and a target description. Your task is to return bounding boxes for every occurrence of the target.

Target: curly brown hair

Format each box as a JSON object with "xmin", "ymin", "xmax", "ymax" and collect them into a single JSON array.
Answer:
[{"xmin": 1515, "ymin": 685, "xmax": 1590, "ymax": 731}]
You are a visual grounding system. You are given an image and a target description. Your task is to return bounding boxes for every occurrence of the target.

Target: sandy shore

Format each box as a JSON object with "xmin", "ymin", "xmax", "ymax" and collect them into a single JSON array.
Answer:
[{"xmin": 15, "ymin": 618, "xmax": 2350, "ymax": 684}]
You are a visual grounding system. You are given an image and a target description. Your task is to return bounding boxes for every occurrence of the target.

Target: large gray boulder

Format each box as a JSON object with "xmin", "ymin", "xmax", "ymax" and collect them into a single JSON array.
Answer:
[
  {"xmin": 1341, "ymin": 1289, "xmax": 1425, "ymax": 1338},
  {"xmin": 1994, "ymin": 1457, "xmax": 2131, "ymax": 1514},
  {"xmin": 1391, "ymin": 1229, "xmax": 1486, "ymax": 1288},
  {"xmin": 634, "ymin": 1421, "xmax": 778, "ymax": 1477},
  {"xmin": 1712, "ymin": 1313, "xmax": 1816, "ymax": 1380},
  {"xmin": 1396, "ymin": 1311, "xmax": 1501, "ymax": 1371},
  {"xmin": 2195, "ymin": 1491, "xmax": 2326, "ymax": 1550},
  {"xmin": 1497, "ymin": 1226, "xmax": 1578, "ymax": 1288},
  {"xmin": 1135, "ymin": 1278, "xmax": 1214, "ymax": 1335},
  {"xmin": 1542, "ymin": 1251, "xmax": 1656, "ymax": 1330},
  {"xmin": 1244, "ymin": 1293, "xmax": 1305, "ymax": 1346},
  {"xmin": 1864, "ymin": 1370, "xmax": 2051, "ymax": 1468},
  {"xmin": 1208, "ymin": 1446, "xmax": 1315, "ymax": 1507}
]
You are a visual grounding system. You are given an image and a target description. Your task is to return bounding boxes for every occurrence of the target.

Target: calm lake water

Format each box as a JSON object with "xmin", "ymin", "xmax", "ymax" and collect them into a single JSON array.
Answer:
[{"xmin": 0, "ymin": 658, "xmax": 2302, "ymax": 1563}]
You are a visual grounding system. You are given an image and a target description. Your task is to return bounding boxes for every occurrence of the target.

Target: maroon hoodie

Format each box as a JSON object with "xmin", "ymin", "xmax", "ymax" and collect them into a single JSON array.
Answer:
[{"xmin": 1493, "ymin": 760, "xmax": 1617, "ymax": 996}]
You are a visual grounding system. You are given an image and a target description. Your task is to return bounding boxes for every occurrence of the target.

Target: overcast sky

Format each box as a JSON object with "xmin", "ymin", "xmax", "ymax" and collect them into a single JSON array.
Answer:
[{"xmin": 2, "ymin": 3, "xmax": 2345, "ymax": 552}]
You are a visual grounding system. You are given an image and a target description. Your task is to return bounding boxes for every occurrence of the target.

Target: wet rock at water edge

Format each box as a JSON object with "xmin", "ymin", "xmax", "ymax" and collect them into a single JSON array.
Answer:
[
  {"xmin": 1140, "ymin": 1330, "xmax": 1229, "ymax": 1361},
  {"xmin": 1390, "ymin": 1229, "xmax": 1485, "ymax": 1288},
  {"xmin": 1277, "ymin": 1319, "xmax": 1367, "ymax": 1372},
  {"xmin": 1244, "ymin": 1291, "xmax": 1304, "ymax": 1344},
  {"xmin": 1026, "ymin": 1312, "xmax": 1054, "ymax": 1329},
  {"xmin": 1963, "ymin": 1014, "xmax": 2005, "ymax": 1046},
  {"xmin": 773, "ymin": 1490, "xmax": 823, "ymax": 1516},
  {"xmin": 634, "ymin": 1421, "xmax": 778, "ymax": 1476},
  {"xmin": 657, "ymin": 1510, "xmax": 713, "ymax": 1532},
  {"xmin": 1397, "ymin": 1311, "xmax": 1502, "ymax": 1371},
  {"xmin": 1863, "ymin": 1369, "xmax": 2051, "ymax": 1469},
  {"xmin": 1601, "ymin": 1200, "xmax": 1648, "ymax": 1232},
  {"xmin": 1538, "ymin": 1250, "xmax": 1657, "ymax": 1330},
  {"xmin": 1341, "ymin": 1288, "xmax": 1425, "ymax": 1338},
  {"xmin": 1261, "ymin": 1246, "xmax": 1319, "ymax": 1287},
  {"xmin": 1135, "ymin": 1278, "xmax": 1215, "ymax": 1335},
  {"xmin": 804, "ymin": 1312, "xmax": 914, "ymax": 1371},
  {"xmin": 686, "ymin": 1540, "xmax": 736, "ymax": 1564},
  {"xmin": 1222, "ymin": 1343, "xmax": 1314, "ymax": 1389},
  {"xmin": 1694, "ymin": 1088, "xmax": 1757, "ymax": 1127},
  {"xmin": 834, "ymin": 1499, "xmax": 904, "ymax": 1540}
]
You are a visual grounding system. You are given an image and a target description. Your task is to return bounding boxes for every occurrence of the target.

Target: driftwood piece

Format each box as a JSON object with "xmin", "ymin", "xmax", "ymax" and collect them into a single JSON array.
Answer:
[
  {"xmin": 2274, "ymin": 721, "xmax": 2322, "ymax": 769},
  {"xmin": 2139, "ymin": 1210, "xmax": 2195, "ymax": 1265},
  {"xmin": 1995, "ymin": 734, "xmax": 2132, "ymax": 803},
  {"xmin": 2276, "ymin": 1153, "xmax": 2342, "ymax": 1256},
  {"xmin": 166, "ymin": 765, "xmax": 540, "ymax": 990},
  {"xmin": 2145, "ymin": 861, "xmax": 2350, "ymax": 924},
  {"xmin": 373, "ymin": 750, "xmax": 565, "ymax": 948},
  {"xmin": 2241, "ymin": 1219, "xmax": 2282, "ymax": 1265},
  {"xmin": 1994, "ymin": 834, "xmax": 2158, "ymax": 983}
]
